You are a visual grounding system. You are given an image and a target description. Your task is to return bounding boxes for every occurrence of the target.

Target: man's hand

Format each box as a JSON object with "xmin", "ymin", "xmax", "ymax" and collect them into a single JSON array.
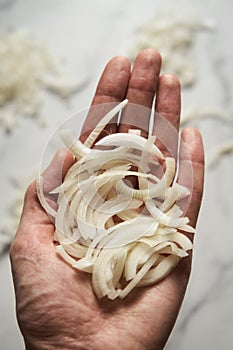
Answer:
[{"xmin": 10, "ymin": 49, "xmax": 204, "ymax": 350}]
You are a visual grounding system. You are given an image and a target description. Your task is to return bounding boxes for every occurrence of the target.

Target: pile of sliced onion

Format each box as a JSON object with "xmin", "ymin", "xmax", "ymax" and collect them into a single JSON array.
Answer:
[
  {"xmin": 130, "ymin": 9, "xmax": 214, "ymax": 87},
  {"xmin": 37, "ymin": 100, "xmax": 195, "ymax": 299}
]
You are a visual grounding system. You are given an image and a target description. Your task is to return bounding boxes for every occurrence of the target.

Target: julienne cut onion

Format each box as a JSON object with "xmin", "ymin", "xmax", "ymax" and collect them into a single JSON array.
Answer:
[{"xmin": 37, "ymin": 99, "xmax": 195, "ymax": 300}]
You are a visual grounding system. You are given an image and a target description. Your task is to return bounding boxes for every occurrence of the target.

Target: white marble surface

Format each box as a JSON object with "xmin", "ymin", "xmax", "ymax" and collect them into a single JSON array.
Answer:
[{"xmin": 0, "ymin": 0, "xmax": 233, "ymax": 349}]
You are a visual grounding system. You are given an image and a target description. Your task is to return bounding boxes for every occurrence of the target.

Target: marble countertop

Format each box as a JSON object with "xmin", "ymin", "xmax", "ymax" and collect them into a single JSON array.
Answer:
[{"xmin": 0, "ymin": 0, "xmax": 233, "ymax": 349}]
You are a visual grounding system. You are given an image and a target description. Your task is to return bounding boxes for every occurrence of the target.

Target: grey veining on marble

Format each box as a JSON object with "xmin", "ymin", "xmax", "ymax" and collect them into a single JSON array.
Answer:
[{"xmin": 0, "ymin": 0, "xmax": 233, "ymax": 349}]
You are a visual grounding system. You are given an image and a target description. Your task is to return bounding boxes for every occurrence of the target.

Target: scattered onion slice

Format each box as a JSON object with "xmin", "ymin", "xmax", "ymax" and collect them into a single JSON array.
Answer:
[{"xmin": 37, "ymin": 99, "xmax": 195, "ymax": 299}]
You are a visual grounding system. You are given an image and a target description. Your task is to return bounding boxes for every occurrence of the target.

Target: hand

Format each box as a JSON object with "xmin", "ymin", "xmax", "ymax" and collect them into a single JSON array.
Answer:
[{"xmin": 10, "ymin": 49, "xmax": 204, "ymax": 350}]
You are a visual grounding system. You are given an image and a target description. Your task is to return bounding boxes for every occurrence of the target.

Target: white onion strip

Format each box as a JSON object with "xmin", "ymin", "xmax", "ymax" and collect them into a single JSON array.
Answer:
[{"xmin": 37, "ymin": 100, "xmax": 195, "ymax": 299}]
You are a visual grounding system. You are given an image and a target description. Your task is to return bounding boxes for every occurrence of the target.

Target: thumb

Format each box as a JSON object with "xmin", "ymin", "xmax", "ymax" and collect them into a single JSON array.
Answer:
[{"xmin": 20, "ymin": 147, "xmax": 75, "ymax": 227}]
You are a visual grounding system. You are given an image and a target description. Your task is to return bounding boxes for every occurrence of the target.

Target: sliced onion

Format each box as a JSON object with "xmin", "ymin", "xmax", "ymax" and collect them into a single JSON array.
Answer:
[{"xmin": 37, "ymin": 100, "xmax": 195, "ymax": 299}]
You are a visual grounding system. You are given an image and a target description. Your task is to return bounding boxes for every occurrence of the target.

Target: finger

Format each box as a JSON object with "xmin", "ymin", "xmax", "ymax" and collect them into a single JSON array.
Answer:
[
  {"xmin": 177, "ymin": 128, "xmax": 205, "ymax": 239},
  {"xmin": 119, "ymin": 48, "xmax": 162, "ymax": 137},
  {"xmin": 12, "ymin": 149, "xmax": 76, "ymax": 251},
  {"xmin": 80, "ymin": 56, "xmax": 131, "ymax": 143},
  {"xmin": 22, "ymin": 148, "xmax": 75, "ymax": 224},
  {"xmin": 42, "ymin": 148, "xmax": 75, "ymax": 194},
  {"xmin": 153, "ymin": 74, "xmax": 181, "ymax": 160}
]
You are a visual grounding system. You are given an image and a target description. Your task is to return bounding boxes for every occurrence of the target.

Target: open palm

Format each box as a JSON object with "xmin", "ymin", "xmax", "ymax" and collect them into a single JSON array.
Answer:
[{"xmin": 10, "ymin": 49, "xmax": 204, "ymax": 350}]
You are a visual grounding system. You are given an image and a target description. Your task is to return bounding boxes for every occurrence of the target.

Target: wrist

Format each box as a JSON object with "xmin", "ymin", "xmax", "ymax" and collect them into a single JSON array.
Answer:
[{"xmin": 24, "ymin": 335, "xmax": 148, "ymax": 350}]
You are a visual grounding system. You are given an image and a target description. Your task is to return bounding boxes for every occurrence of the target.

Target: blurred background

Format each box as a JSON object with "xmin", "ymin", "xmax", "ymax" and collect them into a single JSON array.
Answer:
[{"xmin": 0, "ymin": 0, "xmax": 232, "ymax": 349}]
